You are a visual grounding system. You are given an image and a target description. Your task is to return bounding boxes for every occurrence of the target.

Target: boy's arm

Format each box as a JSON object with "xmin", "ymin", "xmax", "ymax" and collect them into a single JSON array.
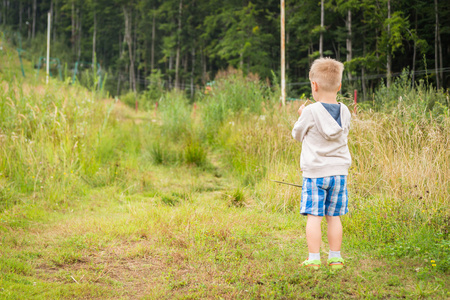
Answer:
[{"xmin": 292, "ymin": 107, "xmax": 313, "ymax": 142}]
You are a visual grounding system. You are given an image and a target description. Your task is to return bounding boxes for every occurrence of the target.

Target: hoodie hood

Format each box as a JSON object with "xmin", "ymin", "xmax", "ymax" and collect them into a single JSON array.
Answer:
[{"xmin": 309, "ymin": 102, "xmax": 350, "ymax": 141}]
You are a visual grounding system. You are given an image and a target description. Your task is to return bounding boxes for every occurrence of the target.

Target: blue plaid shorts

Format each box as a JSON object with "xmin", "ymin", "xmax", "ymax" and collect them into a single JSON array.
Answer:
[{"xmin": 300, "ymin": 176, "xmax": 349, "ymax": 216}]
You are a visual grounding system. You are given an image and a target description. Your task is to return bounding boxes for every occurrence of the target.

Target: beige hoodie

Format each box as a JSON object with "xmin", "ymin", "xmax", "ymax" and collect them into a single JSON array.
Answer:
[{"xmin": 292, "ymin": 102, "xmax": 352, "ymax": 178}]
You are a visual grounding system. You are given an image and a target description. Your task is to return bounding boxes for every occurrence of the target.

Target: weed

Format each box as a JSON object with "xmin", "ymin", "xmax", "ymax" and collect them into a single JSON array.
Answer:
[{"xmin": 225, "ymin": 188, "xmax": 246, "ymax": 207}]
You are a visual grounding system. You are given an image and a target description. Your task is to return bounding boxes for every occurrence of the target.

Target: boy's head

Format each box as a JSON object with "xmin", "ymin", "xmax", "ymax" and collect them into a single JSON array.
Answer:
[{"xmin": 309, "ymin": 58, "xmax": 344, "ymax": 93}]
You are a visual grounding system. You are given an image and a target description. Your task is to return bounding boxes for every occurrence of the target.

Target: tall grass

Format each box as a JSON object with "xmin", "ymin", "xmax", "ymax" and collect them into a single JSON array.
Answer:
[
  {"xmin": 1, "ymin": 47, "xmax": 449, "ymax": 272},
  {"xmin": 200, "ymin": 68, "xmax": 276, "ymax": 144},
  {"xmin": 0, "ymin": 51, "xmax": 140, "ymax": 210}
]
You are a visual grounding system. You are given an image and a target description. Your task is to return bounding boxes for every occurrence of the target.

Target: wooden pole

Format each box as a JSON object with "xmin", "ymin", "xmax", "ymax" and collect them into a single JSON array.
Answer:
[
  {"xmin": 280, "ymin": 0, "xmax": 286, "ymax": 106},
  {"xmin": 46, "ymin": 11, "xmax": 51, "ymax": 84}
]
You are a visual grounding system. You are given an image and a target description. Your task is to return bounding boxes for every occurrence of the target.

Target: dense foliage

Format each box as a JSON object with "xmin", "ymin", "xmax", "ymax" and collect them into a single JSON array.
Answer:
[{"xmin": 0, "ymin": 0, "xmax": 449, "ymax": 98}]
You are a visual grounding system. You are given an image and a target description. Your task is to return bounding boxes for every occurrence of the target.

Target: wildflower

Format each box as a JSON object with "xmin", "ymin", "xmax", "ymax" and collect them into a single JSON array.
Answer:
[
  {"xmin": 431, "ymin": 260, "xmax": 435, "ymax": 263},
  {"xmin": 432, "ymin": 264, "xmax": 436, "ymax": 267},
  {"xmin": 32, "ymin": 176, "xmax": 35, "ymax": 179}
]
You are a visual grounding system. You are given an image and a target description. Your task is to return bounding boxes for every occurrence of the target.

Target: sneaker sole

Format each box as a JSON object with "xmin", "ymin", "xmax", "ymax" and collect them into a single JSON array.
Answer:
[
  {"xmin": 304, "ymin": 264, "xmax": 320, "ymax": 270},
  {"xmin": 329, "ymin": 263, "xmax": 344, "ymax": 270}
]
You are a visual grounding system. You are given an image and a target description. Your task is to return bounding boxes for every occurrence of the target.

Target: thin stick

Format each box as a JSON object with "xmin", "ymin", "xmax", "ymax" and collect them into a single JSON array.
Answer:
[
  {"xmin": 270, "ymin": 180, "xmax": 302, "ymax": 188},
  {"xmin": 71, "ymin": 276, "xmax": 79, "ymax": 284}
]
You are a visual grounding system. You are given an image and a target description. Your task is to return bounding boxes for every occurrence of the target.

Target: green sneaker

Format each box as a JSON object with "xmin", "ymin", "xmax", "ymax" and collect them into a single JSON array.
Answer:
[
  {"xmin": 301, "ymin": 259, "xmax": 321, "ymax": 270},
  {"xmin": 327, "ymin": 257, "xmax": 344, "ymax": 270}
]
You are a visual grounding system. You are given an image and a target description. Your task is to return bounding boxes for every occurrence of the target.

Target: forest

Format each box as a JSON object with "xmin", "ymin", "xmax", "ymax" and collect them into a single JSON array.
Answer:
[{"xmin": 0, "ymin": 0, "xmax": 449, "ymax": 99}]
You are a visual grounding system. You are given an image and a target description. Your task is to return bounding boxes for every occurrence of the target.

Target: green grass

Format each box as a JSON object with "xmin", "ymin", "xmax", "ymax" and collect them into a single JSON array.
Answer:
[
  {"xmin": 1, "ymin": 165, "xmax": 448, "ymax": 299},
  {"xmin": 0, "ymin": 42, "xmax": 449, "ymax": 299}
]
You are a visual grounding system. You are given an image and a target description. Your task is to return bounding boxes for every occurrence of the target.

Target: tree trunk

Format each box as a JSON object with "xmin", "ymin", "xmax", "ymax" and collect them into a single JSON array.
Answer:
[
  {"xmin": 436, "ymin": 2, "xmax": 443, "ymax": 88},
  {"xmin": 117, "ymin": 72, "xmax": 121, "ymax": 96},
  {"xmin": 76, "ymin": 6, "xmax": 79, "ymax": 55},
  {"xmin": 319, "ymin": 0, "xmax": 324, "ymax": 58},
  {"xmin": 71, "ymin": 1, "xmax": 75, "ymax": 52},
  {"xmin": 119, "ymin": 33, "xmax": 123, "ymax": 58},
  {"xmin": 375, "ymin": 28, "xmax": 379, "ymax": 74},
  {"xmin": 362, "ymin": 35, "xmax": 367, "ymax": 101},
  {"xmin": 123, "ymin": 6, "xmax": 136, "ymax": 93},
  {"xmin": 77, "ymin": 7, "xmax": 82, "ymax": 61},
  {"xmin": 135, "ymin": 14, "xmax": 139, "ymax": 91},
  {"xmin": 53, "ymin": 0, "xmax": 57, "ymax": 41},
  {"xmin": 19, "ymin": 1, "xmax": 23, "ymax": 32},
  {"xmin": 201, "ymin": 46, "xmax": 206, "ymax": 84},
  {"xmin": 92, "ymin": 1, "xmax": 96, "ymax": 64},
  {"xmin": 133, "ymin": 12, "xmax": 137, "ymax": 66},
  {"xmin": 50, "ymin": 1, "xmax": 53, "ymax": 33},
  {"xmin": 27, "ymin": 5, "xmax": 31, "ymax": 39},
  {"xmin": 182, "ymin": 53, "xmax": 188, "ymax": 89},
  {"xmin": 151, "ymin": 9, "xmax": 156, "ymax": 71},
  {"xmin": 202, "ymin": 46, "xmax": 207, "ymax": 83},
  {"xmin": 412, "ymin": 10, "xmax": 417, "ymax": 85},
  {"xmin": 438, "ymin": 28, "xmax": 443, "ymax": 88},
  {"xmin": 32, "ymin": 0, "xmax": 36, "ymax": 39},
  {"xmin": 434, "ymin": 0, "xmax": 440, "ymax": 89},
  {"xmin": 191, "ymin": 46, "xmax": 195, "ymax": 98},
  {"xmin": 2, "ymin": 0, "xmax": 6, "ymax": 25},
  {"xmin": 286, "ymin": 31, "xmax": 289, "ymax": 70},
  {"xmin": 308, "ymin": 43, "xmax": 312, "ymax": 67},
  {"xmin": 175, "ymin": 0, "xmax": 183, "ymax": 90},
  {"xmin": 346, "ymin": 9, "xmax": 352, "ymax": 80},
  {"xmin": 169, "ymin": 55, "xmax": 173, "ymax": 89},
  {"xmin": 386, "ymin": 0, "xmax": 391, "ymax": 88}
]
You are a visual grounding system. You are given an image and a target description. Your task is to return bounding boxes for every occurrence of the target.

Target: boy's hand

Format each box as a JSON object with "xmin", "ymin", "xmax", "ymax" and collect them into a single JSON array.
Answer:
[
  {"xmin": 298, "ymin": 99, "xmax": 311, "ymax": 116},
  {"xmin": 298, "ymin": 104, "xmax": 306, "ymax": 116}
]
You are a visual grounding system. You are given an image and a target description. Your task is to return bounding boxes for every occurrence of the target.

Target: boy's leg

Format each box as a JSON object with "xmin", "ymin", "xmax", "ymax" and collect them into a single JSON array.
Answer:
[
  {"xmin": 326, "ymin": 215, "xmax": 342, "ymax": 252},
  {"xmin": 301, "ymin": 177, "xmax": 327, "ymax": 268},
  {"xmin": 306, "ymin": 214, "xmax": 323, "ymax": 253}
]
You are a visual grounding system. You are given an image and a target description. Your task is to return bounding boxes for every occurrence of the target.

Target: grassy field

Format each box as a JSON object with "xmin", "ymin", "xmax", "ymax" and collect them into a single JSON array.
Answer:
[{"xmin": 1, "ymin": 43, "xmax": 449, "ymax": 299}]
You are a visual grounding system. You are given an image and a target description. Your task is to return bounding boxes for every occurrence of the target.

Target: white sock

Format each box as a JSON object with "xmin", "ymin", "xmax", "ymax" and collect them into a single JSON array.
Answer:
[
  {"xmin": 329, "ymin": 250, "xmax": 341, "ymax": 259},
  {"xmin": 308, "ymin": 252, "xmax": 320, "ymax": 261}
]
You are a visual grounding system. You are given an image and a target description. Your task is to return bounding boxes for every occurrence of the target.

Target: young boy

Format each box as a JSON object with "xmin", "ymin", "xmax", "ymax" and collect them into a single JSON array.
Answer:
[{"xmin": 292, "ymin": 57, "xmax": 351, "ymax": 270}]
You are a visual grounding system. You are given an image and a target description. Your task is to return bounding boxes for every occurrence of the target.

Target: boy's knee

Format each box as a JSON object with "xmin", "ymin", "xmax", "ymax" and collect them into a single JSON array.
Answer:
[{"xmin": 326, "ymin": 215, "xmax": 340, "ymax": 222}]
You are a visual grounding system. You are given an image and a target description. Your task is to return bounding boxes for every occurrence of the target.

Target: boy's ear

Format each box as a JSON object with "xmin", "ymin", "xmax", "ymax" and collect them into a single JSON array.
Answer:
[
  {"xmin": 337, "ymin": 83, "xmax": 342, "ymax": 92},
  {"xmin": 312, "ymin": 81, "xmax": 319, "ymax": 92}
]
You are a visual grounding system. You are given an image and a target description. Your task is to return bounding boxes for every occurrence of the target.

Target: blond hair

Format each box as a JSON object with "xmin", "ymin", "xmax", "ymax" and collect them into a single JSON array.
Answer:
[{"xmin": 309, "ymin": 57, "xmax": 344, "ymax": 92}]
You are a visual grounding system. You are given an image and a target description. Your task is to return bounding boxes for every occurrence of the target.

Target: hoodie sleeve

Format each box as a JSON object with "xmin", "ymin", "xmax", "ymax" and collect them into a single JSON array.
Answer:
[{"xmin": 292, "ymin": 107, "xmax": 314, "ymax": 142}]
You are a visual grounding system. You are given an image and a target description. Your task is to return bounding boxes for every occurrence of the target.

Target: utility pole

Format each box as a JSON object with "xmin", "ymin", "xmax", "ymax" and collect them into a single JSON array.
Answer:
[
  {"xmin": 280, "ymin": 0, "xmax": 286, "ymax": 106},
  {"xmin": 46, "ymin": 12, "xmax": 51, "ymax": 84},
  {"xmin": 319, "ymin": 0, "xmax": 324, "ymax": 58}
]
